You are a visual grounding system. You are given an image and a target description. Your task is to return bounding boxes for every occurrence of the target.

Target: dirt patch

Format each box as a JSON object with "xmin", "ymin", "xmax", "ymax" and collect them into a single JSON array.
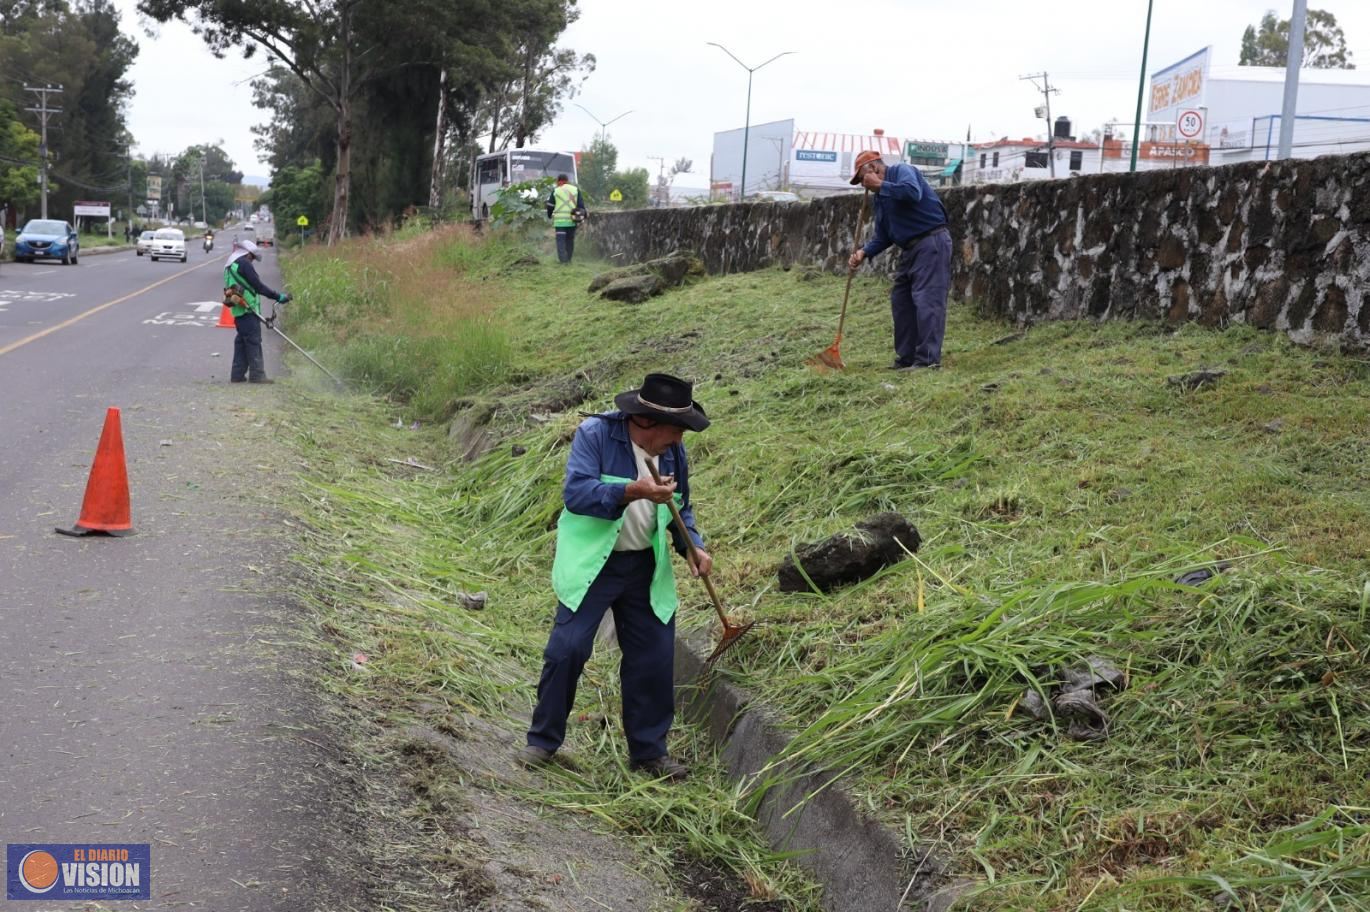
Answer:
[
  {"xmin": 674, "ymin": 858, "xmax": 788, "ymax": 912},
  {"xmin": 359, "ymin": 714, "xmax": 681, "ymax": 912}
]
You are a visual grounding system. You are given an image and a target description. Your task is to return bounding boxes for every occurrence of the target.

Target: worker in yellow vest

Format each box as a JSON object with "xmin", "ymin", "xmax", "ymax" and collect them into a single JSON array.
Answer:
[{"xmin": 545, "ymin": 173, "xmax": 586, "ymax": 264}]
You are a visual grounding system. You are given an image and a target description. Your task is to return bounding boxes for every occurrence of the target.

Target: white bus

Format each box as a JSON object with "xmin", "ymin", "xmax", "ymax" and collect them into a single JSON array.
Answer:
[{"xmin": 470, "ymin": 148, "xmax": 578, "ymax": 220}]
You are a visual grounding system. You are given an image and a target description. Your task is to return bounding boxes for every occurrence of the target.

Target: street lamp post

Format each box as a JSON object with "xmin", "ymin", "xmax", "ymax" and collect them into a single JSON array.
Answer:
[
  {"xmin": 573, "ymin": 103, "xmax": 634, "ymax": 147},
  {"xmin": 707, "ymin": 43, "xmax": 795, "ymax": 201},
  {"xmin": 1129, "ymin": 0, "xmax": 1156, "ymax": 172}
]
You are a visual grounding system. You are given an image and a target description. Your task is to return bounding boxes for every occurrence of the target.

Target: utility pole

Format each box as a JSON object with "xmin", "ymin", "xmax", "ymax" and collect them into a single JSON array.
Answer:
[
  {"xmin": 1277, "ymin": 0, "xmax": 1307, "ymax": 159},
  {"xmin": 648, "ymin": 155, "xmax": 665, "ymax": 206},
  {"xmin": 1021, "ymin": 72, "xmax": 1060, "ymax": 178},
  {"xmin": 198, "ymin": 156, "xmax": 208, "ymax": 226},
  {"xmin": 126, "ymin": 147, "xmax": 134, "ymax": 234},
  {"xmin": 24, "ymin": 85, "xmax": 63, "ymax": 219}
]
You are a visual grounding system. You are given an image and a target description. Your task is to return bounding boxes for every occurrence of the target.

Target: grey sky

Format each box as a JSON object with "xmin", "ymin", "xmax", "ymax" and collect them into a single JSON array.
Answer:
[{"xmin": 116, "ymin": 0, "xmax": 1370, "ymax": 188}]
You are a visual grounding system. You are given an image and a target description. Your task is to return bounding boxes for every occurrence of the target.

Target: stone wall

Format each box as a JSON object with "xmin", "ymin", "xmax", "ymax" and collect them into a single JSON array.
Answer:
[{"xmin": 586, "ymin": 152, "xmax": 1370, "ymax": 350}]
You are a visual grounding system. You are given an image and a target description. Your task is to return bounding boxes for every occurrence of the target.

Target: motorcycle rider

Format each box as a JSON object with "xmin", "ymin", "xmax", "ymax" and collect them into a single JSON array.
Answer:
[{"xmin": 203, "ymin": 228, "xmax": 215, "ymax": 253}]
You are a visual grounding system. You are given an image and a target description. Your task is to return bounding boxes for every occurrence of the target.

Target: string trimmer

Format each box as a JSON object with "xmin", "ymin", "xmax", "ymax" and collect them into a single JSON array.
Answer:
[
  {"xmin": 645, "ymin": 458, "xmax": 755, "ymax": 663},
  {"xmin": 260, "ymin": 300, "xmax": 346, "ymax": 388}
]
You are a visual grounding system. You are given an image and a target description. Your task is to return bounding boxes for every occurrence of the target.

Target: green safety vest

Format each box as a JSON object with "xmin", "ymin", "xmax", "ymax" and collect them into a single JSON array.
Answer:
[
  {"xmin": 551, "ymin": 473, "xmax": 682, "ymax": 624},
  {"xmin": 552, "ymin": 183, "xmax": 580, "ymax": 229},
  {"xmin": 224, "ymin": 260, "xmax": 260, "ymax": 317}
]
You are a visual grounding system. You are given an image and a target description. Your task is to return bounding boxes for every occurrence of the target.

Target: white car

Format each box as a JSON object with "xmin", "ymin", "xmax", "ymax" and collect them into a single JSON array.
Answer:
[
  {"xmin": 150, "ymin": 228, "xmax": 187, "ymax": 263},
  {"xmin": 136, "ymin": 230, "xmax": 155, "ymax": 256}
]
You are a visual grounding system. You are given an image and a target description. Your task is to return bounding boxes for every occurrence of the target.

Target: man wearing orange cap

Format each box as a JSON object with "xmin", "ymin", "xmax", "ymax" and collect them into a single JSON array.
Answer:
[{"xmin": 846, "ymin": 150, "xmax": 951, "ymax": 370}]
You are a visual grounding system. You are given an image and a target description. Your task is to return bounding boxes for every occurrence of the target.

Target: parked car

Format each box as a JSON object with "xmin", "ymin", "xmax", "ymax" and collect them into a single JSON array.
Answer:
[
  {"xmin": 13, "ymin": 219, "xmax": 79, "ymax": 264},
  {"xmin": 149, "ymin": 228, "xmax": 187, "ymax": 263},
  {"xmin": 136, "ymin": 230, "xmax": 156, "ymax": 256},
  {"xmin": 746, "ymin": 190, "xmax": 801, "ymax": 203}
]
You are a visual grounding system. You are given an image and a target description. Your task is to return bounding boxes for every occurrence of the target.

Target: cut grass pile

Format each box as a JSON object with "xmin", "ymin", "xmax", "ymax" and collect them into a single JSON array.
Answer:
[{"xmin": 280, "ymin": 226, "xmax": 1369, "ymax": 911}]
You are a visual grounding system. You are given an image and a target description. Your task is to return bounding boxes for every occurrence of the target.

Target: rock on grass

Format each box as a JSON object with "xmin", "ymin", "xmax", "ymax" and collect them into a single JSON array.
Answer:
[{"xmin": 777, "ymin": 512, "xmax": 921, "ymax": 593}]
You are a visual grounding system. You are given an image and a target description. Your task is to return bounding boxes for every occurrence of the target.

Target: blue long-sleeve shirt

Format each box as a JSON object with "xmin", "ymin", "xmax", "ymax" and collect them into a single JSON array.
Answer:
[
  {"xmin": 232, "ymin": 256, "xmax": 283, "ymax": 301},
  {"xmin": 861, "ymin": 163, "xmax": 949, "ymax": 260},
  {"xmin": 562, "ymin": 412, "xmax": 704, "ymax": 554}
]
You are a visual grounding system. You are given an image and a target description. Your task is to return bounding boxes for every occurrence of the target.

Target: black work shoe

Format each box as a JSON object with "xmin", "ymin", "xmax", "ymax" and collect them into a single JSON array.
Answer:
[
  {"xmin": 896, "ymin": 362, "xmax": 941, "ymax": 373},
  {"xmin": 517, "ymin": 745, "xmax": 555, "ymax": 769},
  {"xmin": 629, "ymin": 755, "xmax": 689, "ymax": 782},
  {"xmin": 248, "ymin": 377, "xmax": 275, "ymax": 384},
  {"xmin": 889, "ymin": 360, "xmax": 913, "ymax": 371},
  {"xmin": 230, "ymin": 378, "xmax": 246, "ymax": 383}
]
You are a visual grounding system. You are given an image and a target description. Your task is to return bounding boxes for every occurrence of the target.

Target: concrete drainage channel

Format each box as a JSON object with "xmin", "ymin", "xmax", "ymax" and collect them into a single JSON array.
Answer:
[{"xmin": 675, "ymin": 628, "xmax": 968, "ymax": 912}]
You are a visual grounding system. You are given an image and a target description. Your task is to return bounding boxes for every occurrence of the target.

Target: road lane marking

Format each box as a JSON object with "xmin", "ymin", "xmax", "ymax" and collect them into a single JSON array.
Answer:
[
  {"xmin": 32, "ymin": 270, "xmax": 56, "ymax": 276},
  {"xmin": 0, "ymin": 259, "xmax": 220, "ymax": 358}
]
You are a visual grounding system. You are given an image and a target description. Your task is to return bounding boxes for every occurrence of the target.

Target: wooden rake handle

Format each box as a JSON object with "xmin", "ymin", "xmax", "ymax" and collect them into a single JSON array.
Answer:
[
  {"xmin": 645, "ymin": 458, "xmax": 728, "ymax": 620},
  {"xmin": 835, "ymin": 189, "xmax": 872, "ymax": 341}
]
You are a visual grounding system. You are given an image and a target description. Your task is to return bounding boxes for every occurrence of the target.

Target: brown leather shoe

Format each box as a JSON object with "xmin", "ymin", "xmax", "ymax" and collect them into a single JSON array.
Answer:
[
  {"xmin": 629, "ymin": 755, "xmax": 689, "ymax": 782},
  {"xmin": 517, "ymin": 745, "xmax": 555, "ymax": 769}
]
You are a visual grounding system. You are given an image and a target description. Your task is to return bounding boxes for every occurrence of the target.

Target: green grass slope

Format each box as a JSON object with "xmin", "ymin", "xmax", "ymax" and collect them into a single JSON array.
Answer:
[{"xmin": 280, "ymin": 226, "xmax": 1369, "ymax": 911}]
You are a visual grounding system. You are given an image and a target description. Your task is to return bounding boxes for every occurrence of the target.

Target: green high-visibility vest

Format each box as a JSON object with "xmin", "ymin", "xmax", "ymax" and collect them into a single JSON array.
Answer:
[
  {"xmin": 224, "ymin": 260, "xmax": 260, "ymax": 317},
  {"xmin": 551, "ymin": 473, "xmax": 682, "ymax": 624},
  {"xmin": 552, "ymin": 183, "xmax": 580, "ymax": 229}
]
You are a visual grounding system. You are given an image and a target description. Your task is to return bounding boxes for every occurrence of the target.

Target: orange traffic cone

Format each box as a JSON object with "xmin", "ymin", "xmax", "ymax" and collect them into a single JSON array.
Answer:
[
  {"xmin": 217, "ymin": 304, "xmax": 236, "ymax": 328},
  {"xmin": 56, "ymin": 407, "xmax": 134, "ymax": 537}
]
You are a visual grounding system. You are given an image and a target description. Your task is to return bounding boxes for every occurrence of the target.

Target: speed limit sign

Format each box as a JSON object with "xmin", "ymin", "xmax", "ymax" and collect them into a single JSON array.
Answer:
[{"xmin": 1177, "ymin": 109, "xmax": 1204, "ymax": 140}]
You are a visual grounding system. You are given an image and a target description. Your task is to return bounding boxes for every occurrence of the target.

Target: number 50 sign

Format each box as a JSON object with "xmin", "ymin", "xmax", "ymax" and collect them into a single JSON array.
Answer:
[{"xmin": 1177, "ymin": 109, "xmax": 1204, "ymax": 140}]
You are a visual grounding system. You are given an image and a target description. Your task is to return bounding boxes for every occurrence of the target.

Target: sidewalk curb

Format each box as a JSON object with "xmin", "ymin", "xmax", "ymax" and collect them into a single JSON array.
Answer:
[{"xmin": 674, "ymin": 628, "xmax": 969, "ymax": 912}]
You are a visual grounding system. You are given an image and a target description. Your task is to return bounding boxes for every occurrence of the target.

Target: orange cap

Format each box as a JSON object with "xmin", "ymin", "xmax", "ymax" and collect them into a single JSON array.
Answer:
[{"xmin": 849, "ymin": 150, "xmax": 883, "ymax": 185}]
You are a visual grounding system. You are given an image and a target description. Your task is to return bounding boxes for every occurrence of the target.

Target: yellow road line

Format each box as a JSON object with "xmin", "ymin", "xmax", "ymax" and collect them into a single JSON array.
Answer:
[{"xmin": 0, "ymin": 258, "xmax": 219, "ymax": 358}]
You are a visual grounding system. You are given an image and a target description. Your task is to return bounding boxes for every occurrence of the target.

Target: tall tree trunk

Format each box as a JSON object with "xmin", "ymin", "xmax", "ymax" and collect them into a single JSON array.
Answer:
[
  {"xmin": 329, "ymin": 3, "xmax": 353, "ymax": 244},
  {"xmin": 429, "ymin": 68, "xmax": 447, "ymax": 209},
  {"xmin": 515, "ymin": 43, "xmax": 533, "ymax": 149},
  {"xmin": 331, "ymin": 97, "xmax": 352, "ymax": 244}
]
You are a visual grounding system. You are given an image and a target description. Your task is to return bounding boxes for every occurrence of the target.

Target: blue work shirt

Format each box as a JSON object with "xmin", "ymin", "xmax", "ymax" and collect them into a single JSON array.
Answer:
[
  {"xmin": 233, "ymin": 256, "xmax": 282, "ymax": 300},
  {"xmin": 861, "ymin": 163, "xmax": 949, "ymax": 260},
  {"xmin": 562, "ymin": 411, "xmax": 704, "ymax": 554}
]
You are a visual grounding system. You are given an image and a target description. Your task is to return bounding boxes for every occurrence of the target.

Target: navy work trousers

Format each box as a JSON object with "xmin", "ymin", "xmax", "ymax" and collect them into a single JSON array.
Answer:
[
  {"xmin": 555, "ymin": 226, "xmax": 577, "ymax": 263},
  {"xmin": 231, "ymin": 311, "xmax": 267, "ymax": 382},
  {"xmin": 527, "ymin": 549, "xmax": 675, "ymax": 761},
  {"xmin": 890, "ymin": 227, "xmax": 953, "ymax": 368}
]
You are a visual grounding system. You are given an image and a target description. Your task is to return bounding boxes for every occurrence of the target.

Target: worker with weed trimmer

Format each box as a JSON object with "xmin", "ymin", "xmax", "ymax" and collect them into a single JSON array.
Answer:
[
  {"xmin": 522, "ymin": 373, "xmax": 712, "ymax": 782},
  {"xmin": 224, "ymin": 238, "xmax": 291, "ymax": 384},
  {"xmin": 846, "ymin": 150, "xmax": 952, "ymax": 371}
]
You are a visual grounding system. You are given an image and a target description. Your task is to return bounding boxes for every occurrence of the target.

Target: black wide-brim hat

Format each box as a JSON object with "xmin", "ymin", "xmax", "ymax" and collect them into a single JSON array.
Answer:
[{"xmin": 615, "ymin": 373, "xmax": 710, "ymax": 432}]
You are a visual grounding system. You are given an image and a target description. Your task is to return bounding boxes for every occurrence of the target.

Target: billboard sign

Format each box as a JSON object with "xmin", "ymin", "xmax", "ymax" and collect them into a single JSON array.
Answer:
[
  {"xmin": 1149, "ymin": 47, "xmax": 1210, "ymax": 130},
  {"xmin": 906, "ymin": 141, "xmax": 948, "ymax": 160},
  {"xmin": 794, "ymin": 150, "xmax": 837, "ymax": 163},
  {"xmin": 146, "ymin": 175, "xmax": 162, "ymax": 200},
  {"xmin": 73, "ymin": 201, "xmax": 111, "ymax": 218}
]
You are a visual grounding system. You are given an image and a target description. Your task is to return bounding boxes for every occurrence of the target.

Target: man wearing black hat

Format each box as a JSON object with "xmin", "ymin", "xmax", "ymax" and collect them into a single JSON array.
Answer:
[{"xmin": 522, "ymin": 373, "xmax": 711, "ymax": 781}]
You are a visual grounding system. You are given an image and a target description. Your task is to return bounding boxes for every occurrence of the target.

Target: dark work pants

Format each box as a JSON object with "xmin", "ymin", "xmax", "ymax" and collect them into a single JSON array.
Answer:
[
  {"xmin": 890, "ymin": 228, "xmax": 953, "ymax": 367},
  {"xmin": 231, "ymin": 311, "xmax": 267, "ymax": 381},
  {"xmin": 555, "ymin": 226, "xmax": 576, "ymax": 263},
  {"xmin": 527, "ymin": 549, "xmax": 676, "ymax": 761}
]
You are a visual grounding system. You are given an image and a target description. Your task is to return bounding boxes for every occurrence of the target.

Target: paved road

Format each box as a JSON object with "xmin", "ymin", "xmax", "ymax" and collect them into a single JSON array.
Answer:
[{"xmin": 0, "ymin": 244, "xmax": 365, "ymax": 910}]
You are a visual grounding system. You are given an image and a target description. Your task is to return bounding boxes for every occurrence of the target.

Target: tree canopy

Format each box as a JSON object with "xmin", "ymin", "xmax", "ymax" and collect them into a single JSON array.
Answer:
[
  {"xmin": 140, "ymin": 0, "xmax": 590, "ymax": 240},
  {"xmin": 1240, "ymin": 8, "xmax": 1356, "ymax": 69},
  {"xmin": 0, "ymin": 0, "xmax": 138, "ymax": 221}
]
